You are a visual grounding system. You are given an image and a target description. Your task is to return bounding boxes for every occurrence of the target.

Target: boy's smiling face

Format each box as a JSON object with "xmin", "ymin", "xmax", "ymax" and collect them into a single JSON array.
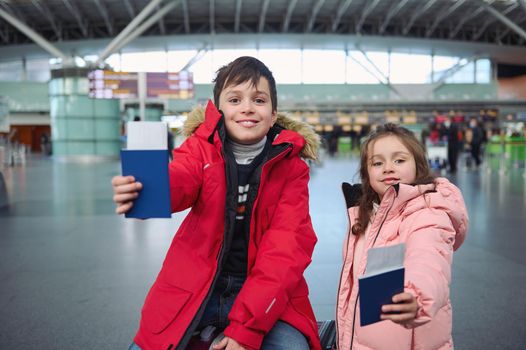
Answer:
[{"xmin": 219, "ymin": 77, "xmax": 276, "ymax": 145}]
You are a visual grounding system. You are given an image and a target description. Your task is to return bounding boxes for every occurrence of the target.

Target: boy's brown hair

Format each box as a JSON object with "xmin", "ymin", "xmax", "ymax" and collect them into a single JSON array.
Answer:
[
  {"xmin": 213, "ymin": 56, "xmax": 277, "ymax": 112},
  {"xmin": 352, "ymin": 123, "xmax": 435, "ymax": 235}
]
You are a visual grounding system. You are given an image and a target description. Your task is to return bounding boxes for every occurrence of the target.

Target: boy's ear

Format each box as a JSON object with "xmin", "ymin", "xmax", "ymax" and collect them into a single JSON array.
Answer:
[{"xmin": 271, "ymin": 111, "xmax": 277, "ymax": 125}]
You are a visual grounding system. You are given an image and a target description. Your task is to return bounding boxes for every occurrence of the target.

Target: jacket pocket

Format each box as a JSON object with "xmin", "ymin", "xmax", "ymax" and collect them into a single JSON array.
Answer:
[{"xmin": 141, "ymin": 282, "xmax": 193, "ymax": 334}]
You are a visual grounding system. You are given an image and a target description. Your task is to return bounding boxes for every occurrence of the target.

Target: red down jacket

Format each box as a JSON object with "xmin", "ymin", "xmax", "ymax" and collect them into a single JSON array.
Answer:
[{"xmin": 133, "ymin": 101, "xmax": 322, "ymax": 350}]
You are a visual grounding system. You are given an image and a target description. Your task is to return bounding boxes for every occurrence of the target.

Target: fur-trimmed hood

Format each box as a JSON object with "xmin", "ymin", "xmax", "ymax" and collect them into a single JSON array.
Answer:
[{"xmin": 182, "ymin": 103, "xmax": 320, "ymax": 160}]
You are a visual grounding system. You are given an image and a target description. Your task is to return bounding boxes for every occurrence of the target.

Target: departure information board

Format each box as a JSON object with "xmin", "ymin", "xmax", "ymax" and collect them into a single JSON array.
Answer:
[
  {"xmin": 147, "ymin": 72, "xmax": 194, "ymax": 99},
  {"xmin": 88, "ymin": 70, "xmax": 138, "ymax": 99},
  {"xmin": 88, "ymin": 70, "xmax": 194, "ymax": 99}
]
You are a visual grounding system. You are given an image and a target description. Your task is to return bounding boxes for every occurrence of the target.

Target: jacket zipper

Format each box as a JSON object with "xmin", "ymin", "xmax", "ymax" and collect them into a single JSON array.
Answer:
[
  {"xmin": 247, "ymin": 143, "xmax": 291, "ymax": 258},
  {"xmin": 338, "ymin": 192, "xmax": 396, "ymax": 349},
  {"xmin": 175, "ymin": 143, "xmax": 234, "ymax": 349}
]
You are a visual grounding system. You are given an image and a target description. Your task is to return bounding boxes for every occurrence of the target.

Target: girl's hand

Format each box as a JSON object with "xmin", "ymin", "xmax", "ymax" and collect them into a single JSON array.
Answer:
[
  {"xmin": 212, "ymin": 336, "xmax": 246, "ymax": 350},
  {"xmin": 111, "ymin": 175, "xmax": 142, "ymax": 214},
  {"xmin": 380, "ymin": 292, "xmax": 418, "ymax": 325}
]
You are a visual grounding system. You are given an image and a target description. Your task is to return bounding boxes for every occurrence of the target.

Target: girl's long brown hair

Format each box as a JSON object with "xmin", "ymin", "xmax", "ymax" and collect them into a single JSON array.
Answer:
[{"xmin": 352, "ymin": 123, "xmax": 435, "ymax": 235}]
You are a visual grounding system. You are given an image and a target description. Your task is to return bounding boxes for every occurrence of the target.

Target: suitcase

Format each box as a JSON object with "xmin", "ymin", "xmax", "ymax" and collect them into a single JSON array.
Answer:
[{"xmin": 318, "ymin": 320, "xmax": 336, "ymax": 350}]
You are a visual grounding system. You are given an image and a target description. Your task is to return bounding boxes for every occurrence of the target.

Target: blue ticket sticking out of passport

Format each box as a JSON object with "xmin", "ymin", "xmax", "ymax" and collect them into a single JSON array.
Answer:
[{"xmin": 120, "ymin": 149, "xmax": 171, "ymax": 219}]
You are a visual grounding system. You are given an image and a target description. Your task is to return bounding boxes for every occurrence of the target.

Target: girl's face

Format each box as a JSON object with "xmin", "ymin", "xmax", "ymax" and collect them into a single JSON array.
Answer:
[{"xmin": 367, "ymin": 135, "xmax": 417, "ymax": 199}]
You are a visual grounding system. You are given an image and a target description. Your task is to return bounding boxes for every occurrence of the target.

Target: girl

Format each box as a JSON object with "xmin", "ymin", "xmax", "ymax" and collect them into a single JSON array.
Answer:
[{"xmin": 336, "ymin": 123, "xmax": 468, "ymax": 349}]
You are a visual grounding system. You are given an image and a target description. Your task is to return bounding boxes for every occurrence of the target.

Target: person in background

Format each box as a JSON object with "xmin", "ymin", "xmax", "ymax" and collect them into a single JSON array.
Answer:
[
  {"xmin": 467, "ymin": 118, "xmax": 484, "ymax": 168},
  {"xmin": 112, "ymin": 56, "xmax": 322, "ymax": 350},
  {"xmin": 443, "ymin": 117, "xmax": 462, "ymax": 173},
  {"xmin": 336, "ymin": 123, "xmax": 468, "ymax": 349}
]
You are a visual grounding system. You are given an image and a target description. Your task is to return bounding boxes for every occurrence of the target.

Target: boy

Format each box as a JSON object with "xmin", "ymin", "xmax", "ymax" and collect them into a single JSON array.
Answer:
[{"xmin": 112, "ymin": 56, "xmax": 321, "ymax": 350}]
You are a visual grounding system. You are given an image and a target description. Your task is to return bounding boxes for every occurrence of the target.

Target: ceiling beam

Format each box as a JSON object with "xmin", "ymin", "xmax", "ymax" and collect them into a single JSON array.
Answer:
[
  {"xmin": 234, "ymin": 0, "xmax": 242, "ymax": 33},
  {"xmin": 402, "ymin": 0, "xmax": 438, "ymax": 35},
  {"xmin": 0, "ymin": 26, "xmax": 8, "ymax": 43},
  {"xmin": 180, "ymin": 44, "xmax": 209, "ymax": 71},
  {"xmin": 258, "ymin": 0, "xmax": 270, "ymax": 33},
  {"xmin": 31, "ymin": 0, "xmax": 62, "ymax": 40},
  {"xmin": 112, "ymin": 0, "xmax": 180, "ymax": 54},
  {"xmin": 282, "ymin": 0, "xmax": 298, "ymax": 32},
  {"xmin": 448, "ymin": 0, "xmax": 493, "ymax": 39},
  {"xmin": 473, "ymin": 2, "xmax": 518, "ymax": 41},
  {"xmin": 62, "ymin": 0, "xmax": 88, "ymax": 37},
  {"xmin": 0, "ymin": 2, "xmax": 28, "ymax": 24},
  {"xmin": 478, "ymin": 0, "xmax": 526, "ymax": 42},
  {"xmin": 123, "ymin": 0, "xmax": 135, "ymax": 19},
  {"xmin": 0, "ymin": 6, "xmax": 69, "ymax": 60},
  {"xmin": 497, "ymin": 16, "xmax": 526, "ymax": 41},
  {"xmin": 331, "ymin": 0, "xmax": 353, "ymax": 32},
  {"xmin": 95, "ymin": 0, "xmax": 166, "ymax": 65},
  {"xmin": 210, "ymin": 0, "xmax": 215, "ymax": 34},
  {"xmin": 306, "ymin": 0, "xmax": 325, "ymax": 33},
  {"xmin": 182, "ymin": 0, "xmax": 190, "ymax": 33},
  {"xmin": 379, "ymin": 0, "xmax": 409, "ymax": 35},
  {"xmin": 156, "ymin": 4, "xmax": 166, "ymax": 35},
  {"xmin": 355, "ymin": 0, "xmax": 380, "ymax": 34},
  {"xmin": 93, "ymin": 0, "xmax": 114, "ymax": 36},
  {"xmin": 425, "ymin": 0, "xmax": 466, "ymax": 37}
]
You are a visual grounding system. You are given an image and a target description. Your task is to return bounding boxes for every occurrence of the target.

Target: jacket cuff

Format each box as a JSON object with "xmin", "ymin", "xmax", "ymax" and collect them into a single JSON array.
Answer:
[
  {"xmin": 224, "ymin": 321, "xmax": 264, "ymax": 350},
  {"xmin": 403, "ymin": 282, "xmax": 431, "ymax": 329}
]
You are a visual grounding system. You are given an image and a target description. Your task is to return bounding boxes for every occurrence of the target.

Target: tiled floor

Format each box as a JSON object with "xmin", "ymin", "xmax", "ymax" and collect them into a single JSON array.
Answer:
[{"xmin": 1, "ymin": 153, "xmax": 525, "ymax": 349}]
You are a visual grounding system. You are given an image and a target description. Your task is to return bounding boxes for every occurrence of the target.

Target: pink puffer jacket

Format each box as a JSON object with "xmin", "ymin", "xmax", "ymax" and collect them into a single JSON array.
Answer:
[{"xmin": 336, "ymin": 178, "xmax": 468, "ymax": 350}]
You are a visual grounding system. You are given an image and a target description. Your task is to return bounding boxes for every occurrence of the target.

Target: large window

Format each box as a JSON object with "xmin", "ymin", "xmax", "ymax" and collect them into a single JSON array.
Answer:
[
  {"xmin": 446, "ymin": 59, "xmax": 475, "ymax": 83},
  {"xmin": 476, "ymin": 59, "xmax": 491, "ymax": 83},
  {"xmin": 303, "ymin": 50, "xmax": 346, "ymax": 84},
  {"xmin": 346, "ymin": 51, "xmax": 389, "ymax": 84},
  {"xmin": 432, "ymin": 56, "xmax": 458, "ymax": 82},
  {"xmin": 88, "ymin": 50, "xmax": 494, "ymax": 85},
  {"xmin": 0, "ymin": 48, "xmax": 490, "ymax": 85},
  {"xmin": 120, "ymin": 51, "xmax": 168, "ymax": 72},
  {"xmin": 258, "ymin": 49, "xmax": 302, "ymax": 83},
  {"xmin": 390, "ymin": 53, "xmax": 432, "ymax": 84}
]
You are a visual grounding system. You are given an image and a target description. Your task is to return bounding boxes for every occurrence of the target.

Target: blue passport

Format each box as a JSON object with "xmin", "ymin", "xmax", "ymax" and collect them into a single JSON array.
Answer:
[
  {"xmin": 120, "ymin": 149, "xmax": 171, "ymax": 219},
  {"xmin": 358, "ymin": 267, "xmax": 405, "ymax": 326}
]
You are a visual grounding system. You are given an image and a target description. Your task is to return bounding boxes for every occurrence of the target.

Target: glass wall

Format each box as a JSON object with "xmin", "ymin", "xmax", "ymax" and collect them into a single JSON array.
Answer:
[
  {"xmin": 0, "ymin": 49, "xmax": 493, "ymax": 85},
  {"xmin": 103, "ymin": 49, "xmax": 491, "ymax": 85},
  {"xmin": 0, "ymin": 59, "xmax": 50, "ymax": 82}
]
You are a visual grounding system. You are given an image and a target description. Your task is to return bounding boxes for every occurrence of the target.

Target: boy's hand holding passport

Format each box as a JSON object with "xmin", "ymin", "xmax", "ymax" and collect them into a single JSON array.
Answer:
[{"xmin": 120, "ymin": 121, "xmax": 171, "ymax": 219}]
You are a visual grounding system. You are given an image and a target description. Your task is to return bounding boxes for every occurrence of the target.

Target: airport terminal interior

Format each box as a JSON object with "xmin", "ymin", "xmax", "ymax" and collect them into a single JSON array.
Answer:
[{"xmin": 1, "ymin": 0, "xmax": 526, "ymax": 349}]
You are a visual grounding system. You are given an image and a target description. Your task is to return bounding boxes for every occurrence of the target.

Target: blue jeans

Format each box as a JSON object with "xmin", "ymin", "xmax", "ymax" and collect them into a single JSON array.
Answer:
[{"xmin": 130, "ymin": 274, "xmax": 309, "ymax": 350}]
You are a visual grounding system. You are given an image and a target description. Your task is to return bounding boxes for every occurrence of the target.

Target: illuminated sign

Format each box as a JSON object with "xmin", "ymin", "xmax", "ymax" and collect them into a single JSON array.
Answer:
[
  {"xmin": 88, "ymin": 70, "xmax": 194, "ymax": 99},
  {"xmin": 147, "ymin": 72, "xmax": 194, "ymax": 99},
  {"xmin": 88, "ymin": 70, "xmax": 138, "ymax": 99}
]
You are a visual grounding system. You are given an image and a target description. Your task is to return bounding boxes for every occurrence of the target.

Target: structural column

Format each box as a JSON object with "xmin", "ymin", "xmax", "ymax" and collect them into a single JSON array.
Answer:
[{"xmin": 49, "ymin": 68, "xmax": 121, "ymax": 160}]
